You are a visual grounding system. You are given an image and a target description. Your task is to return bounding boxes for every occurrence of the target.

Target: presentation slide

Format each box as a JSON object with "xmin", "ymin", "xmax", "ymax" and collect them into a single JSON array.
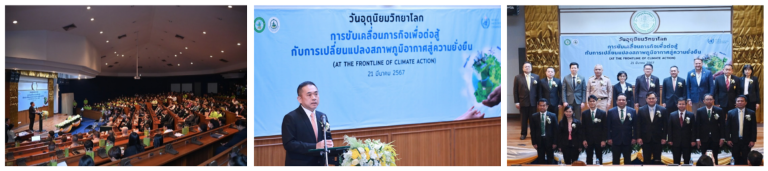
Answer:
[
  {"xmin": 560, "ymin": 33, "xmax": 732, "ymax": 84},
  {"xmin": 18, "ymin": 90, "xmax": 49, "ymax": 112},
  {"xmin": 254, "ymin": 6, "xmax": 502, "ymax": 136}
]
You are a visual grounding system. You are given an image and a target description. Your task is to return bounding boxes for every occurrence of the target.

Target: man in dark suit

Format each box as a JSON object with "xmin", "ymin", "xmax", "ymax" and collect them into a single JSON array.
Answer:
[
  {"xmin": 606, "ymin": 94, "xmax": 636, "ymax": 165},
  {"xmin": 635, "ymin": 92, "xmax": 667, "ymax": 165},
  {"xmin": 28, "ymin": 102, "xmax": 42, "ymax": 132},
  {"xmin": 714, "ymin": 64, "xmax": 740, "ymax": 113},
  {"xmin": 514, "ymin": 62, "xmax": 539, "ymax": 140},
  {"xmin": 635, "ymin": 64, "xmax": 660, "ymax": 110},
  {"xmin": 725, "ymin": 95, "xmax": 757, "ymax": 165},
  {"xmin": 282, "ymin": 81, "xmax": 334, "ymax": 166},
  {"xmin": 530, "ymin": 98, "xmax": 558, "ymax": 164},
  {"xmin": 538, "ymin": 67, "xmax": 562, "ymax": 116},
  {"xmin": 687, "ymin": 58, "xmax": 714, "ymax": 111},
  {"xmin": 695, "ymin": 94, "xmax": 725, "ymax": 162},
  {"xmin": 215, "ymin": 119, "xmax": 246, "ymax": 155},
  {"xmin": 667, "ymin": 98, "xmax": 696, "ymax": 165},
  {"xmin": 582, "ymin": 95, "xmax": 607, "ymax": 165},
  {"xmin": 662, "ymin": 66, "xmax": 686, "ymax": 113}
]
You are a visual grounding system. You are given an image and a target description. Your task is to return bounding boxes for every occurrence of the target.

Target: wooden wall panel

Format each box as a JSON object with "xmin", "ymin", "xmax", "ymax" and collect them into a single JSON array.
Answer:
[{"xmin": 254, "ymin": 117, "xmax": 501, "ymax": 166}]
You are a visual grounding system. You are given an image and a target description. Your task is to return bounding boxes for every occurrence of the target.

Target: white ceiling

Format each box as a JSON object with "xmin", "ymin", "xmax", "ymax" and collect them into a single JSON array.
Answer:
[{"xmin": 6, "ymin": 5, "xmax": 247, "ymax": 77}]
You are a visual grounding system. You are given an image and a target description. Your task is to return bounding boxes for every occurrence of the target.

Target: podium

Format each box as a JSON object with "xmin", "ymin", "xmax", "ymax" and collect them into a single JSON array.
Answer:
[{"xmin": 308, "ymin": 146, "xmax": 349, "ymax": 166}]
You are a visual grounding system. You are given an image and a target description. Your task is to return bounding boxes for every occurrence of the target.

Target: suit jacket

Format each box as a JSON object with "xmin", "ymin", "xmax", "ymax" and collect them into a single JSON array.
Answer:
[
  {"xmin": 612, "ymin": 83, "xmax": 634, "ymax": 107},
  {"xmin": 667, "ymin": 110, "xmax": 696, "ymax": 146},
  {"xmin": 538, "ymin": 77, "xmax": 562, "ymax": 106},
  {"xmin": 153, "ymin": 134, "xmax": 163, "ymax": 148},
  {"xmin": 695, "ymin": 106, "xmax": 725, "ymax": 143},
  {"xmin": 724, "ymin": 108, "xmax": 757, "ymax": 144},
  {"xmin": 686, "ymin": 69, "xmax": 714, "ymax": 102},
  {"xmin": 662, "ymin": 77, "xmax": 687, "ymax": 107},
  {"xmin": 282, "ymin": 105, "xmax": 333, "ymax": 166},
  {"xmin": 636, "ymin": 105, "xmax": 668, "ymax": 142},
  {"xmin": 514, "ymin": 73, "xmax": 540, "ymax": 107},
  {"xmin": 530, "ymin": 112, "xmax": 558, "ymax": 146},
  {"xmin": 582, "ymin": 108, "xmax": 607, "ymax": 144},
  {"xmin": 557, "ymin": 119, "xmax": 585, "ymax": 147},
  {"xmin": 739, "ymin": 76, "xmax": 761, "ymax": 103},
  {"xmin": 221, "ymin": 129, "xmax": 247, "ymax": 150},
  {"xmin": 562, "ymin": 74, "xmax": 587, "ymax": 105},
  {"xmin": 634, "ymin": 75, "xmax": 660, "ymax": 107},
  {"xmin": 606, "ymin": 107, "xmax": 636, "ymax": 145},
  {"xmin": 713, "ymin": 75, "xmax": 740, "ymax": 108}
]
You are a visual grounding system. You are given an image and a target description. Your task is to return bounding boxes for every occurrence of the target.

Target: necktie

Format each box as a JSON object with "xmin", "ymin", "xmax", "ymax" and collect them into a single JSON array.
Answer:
[
  {"xmin": 620, "ymin": 109, "xmax": 625, "ymax": 123},
  {"xmin": 739, "ymin": 110, "xmax": 743, "ymax": 138},
  {"xmin": 310, "ymin": 111, "xmax": 318, "ymax": 140},
  {"xmin": 650, "ymin": 107, "xmax": 654, "ymax": 122},
  {"xmin": 679, "ymin": 112, "xmax": 683, "ymax": 127},
  {"xmin": 726, "ymin": 76, "xmax": 730, "ymax": 91},
  {"xmin": 673, "ymin": 78, "xmax": 676, "ymax": 91},
  {"xmin": 549, "ymin": 79, "xmax": 553, "ymax": 89},
  {"xmin": 541, "ymin": 113, "xmax": 546, "ymax": 136},
  {"xmin": 591, "ymin": 110, "xmax": 595, "ymax": 121},
  {"xmin": 573, "ymin": 77, "xmax": 577, "ymax": 89},
  {"xmin": 707, "ymin": 109, "xmax": 711, "ymax": 121},
  {"xmin": 647, "ymin": 77, "xmax": 650, "ymax": 89}
]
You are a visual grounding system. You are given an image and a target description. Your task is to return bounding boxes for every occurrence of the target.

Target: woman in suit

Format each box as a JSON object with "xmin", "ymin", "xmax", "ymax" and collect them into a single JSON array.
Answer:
[
  {"xmin": 740, "ymin": 64, "xmax": 760, "ymax": 112},
  {"xmin": 613, "ymin": 71, "xmax": 634, "ymax": 108},
  {"xmin": 558, "ymin": 105, "xmax": 585, "ymax": 164}
]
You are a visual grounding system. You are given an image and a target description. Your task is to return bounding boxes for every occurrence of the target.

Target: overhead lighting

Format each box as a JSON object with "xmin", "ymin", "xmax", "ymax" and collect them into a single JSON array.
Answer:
[
  {"xmin": 203, "ymin": 31, "xmax": 206, "ymax": 34},
  {"xmin": 121, "ymin": 54, "xmax": 124, "ymax": 57},
  {"xmin": 100, "ymin": 31, "xmax": 103, "ymax": 34},
  {"xmin": 179, "ymin": 52, "xmax": 182, "ymax": 54},
  {"xmin": 87, "ymin": 6, "xmax": 91, "ymax": 10},
  {"xmin": 105, "ymin": 63, "xmax": 108, "ymax": 65},
  {"xmin": 106, "ymin": 40, "xmax": 109, "ymax": 43},
  {"xmin": 114, "ymin": 51, "xmax": 117, "ymax": 54},
  {"xmin": 91, "ymin": 18, "xmax": 94, "ymax": 21},
  {"xmin": 140, "ymin": 74, "xmax": 142, "ymax": 76},
  {"xmin": 174, "ymin": 54, "xmax": 177, "ymax": 57},
  {"xmin": 13, "ymin": 20, "xmax": 18, "ymax": 24},
  {"xmin": 228, "ymin": 5, "xmax": 232, "ymax": 8},
  {"xmin": 210, "ymin": 55, "xmax": 213, "ymax": 58},
  {"xmin": 191, "ymin": 62, "xmax": 193, "ymax": 65},
  {"xmin": 185, "ymin": 47, "xmax": 188, "ymax": 49},
  {"xmin": 221, "ymin": 50, "xmax": 224, "ymax": 53},
  {"xmin": 237, "ymin": 43, "xmax": 241, "ymax": 46},
  {"xmin": 177, "ymin": 64, "xmax": 180, "ymax": 66}
]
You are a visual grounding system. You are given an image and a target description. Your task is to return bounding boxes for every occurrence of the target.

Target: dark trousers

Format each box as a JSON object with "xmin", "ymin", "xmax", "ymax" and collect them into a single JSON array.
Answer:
[
  {"xmin": 535, "ymin": 137, "xmax": 555, "ymax": 164},
  {"xmin": 732, "ymin": 139, "xmax": 751, "ymax": 165},
  {"xmin": 611, "ymin": 144, "xmax": 632, "ymax": 165},
  {"xmin": 585, "ymin": 142, "xmax": 603, "ymax": 165},
  {"xmin": 641, "ymin": 141, "xmax": 662, "ymax": 164},
  {"xmin": 520, "ymin": 106, "xmax": 535, "ymax": 136},
  {"xmin": 699, "ymin": 138, "xmax": 721, "ymax": 163},
  {"xmin": 671, "ymin": 143, "xmax": 692, "ymax": 164},
  {"xmin": 28, "ymin": 115, "xmax": 35, "ymax": 131},
  {"xmin": 562, "ymin": 143, "xmax": 580, "ymax": 164}
]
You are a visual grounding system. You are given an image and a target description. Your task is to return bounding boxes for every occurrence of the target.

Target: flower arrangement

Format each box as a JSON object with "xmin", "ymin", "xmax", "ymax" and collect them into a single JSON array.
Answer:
[{"xmin": 340, "ymin": 135, "xmax": 398, "ymax": 166}]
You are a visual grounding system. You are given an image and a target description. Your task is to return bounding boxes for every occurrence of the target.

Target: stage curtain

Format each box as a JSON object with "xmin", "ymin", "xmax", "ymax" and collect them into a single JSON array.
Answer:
[{"xmin": 733, "ymin": 5, "xmax": 764, "ymax": 123}]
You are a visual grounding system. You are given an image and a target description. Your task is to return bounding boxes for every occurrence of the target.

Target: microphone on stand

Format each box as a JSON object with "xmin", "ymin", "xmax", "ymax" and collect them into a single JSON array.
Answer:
[{"xmin": 322, "ymin": 114, "xmax": 329, "ymax": 166}]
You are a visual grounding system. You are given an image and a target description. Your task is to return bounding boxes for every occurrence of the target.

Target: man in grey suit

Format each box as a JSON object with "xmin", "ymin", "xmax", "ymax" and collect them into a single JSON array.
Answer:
[
  {"xmin": 514, "ymin": 62, "xmax": 539, "ymax": 140},
  {"xmin": 563, "ymin": 62, "xmax": 587, "ymax": 120},
  {"xmin": 635, "ymin": 64, "xmax": 660, "ymax": 110}
]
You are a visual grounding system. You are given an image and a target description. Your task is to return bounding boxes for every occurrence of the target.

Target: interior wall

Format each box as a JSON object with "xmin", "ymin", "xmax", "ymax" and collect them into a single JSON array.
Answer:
[{"xmin": 506, "ymin": 6, "xmax": 525, "ymax": 114}]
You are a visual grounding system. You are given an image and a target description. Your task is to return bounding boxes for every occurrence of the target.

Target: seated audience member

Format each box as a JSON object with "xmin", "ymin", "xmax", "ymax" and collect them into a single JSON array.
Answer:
[
  {"xmin": 108, "ymin": 146, "xmax": 122, "ymax": 162},
  {"xmin": 229, "ymin": 154, "xmax": 247, "ymax": 166},
  {"xmin": 70, "ymin": 135, "xmax": 80, "ymax": 148},
  {"xmin": 748, "ymin": 151, "xmax": 763, "ymax": 166},
  {"xmin": 696, "ymin": 155, "xmax": 715, "ymax": 166},
  {"xmin": 153, "ymin": 129, "xmax": 164, "ymax": 148},
  {"xmin": 79, "ymin": 155, "xmax": 95, "ymax": 166},
  {"xmin": 122, "ymin": 132, "xmax": 145, "ymax": 157}
]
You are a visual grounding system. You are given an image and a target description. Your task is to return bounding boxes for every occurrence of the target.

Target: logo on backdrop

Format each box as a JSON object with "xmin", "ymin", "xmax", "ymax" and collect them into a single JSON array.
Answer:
[
  {"xmin": 268, "ymin": 17, "xmax": 280, "ymax": 33},
  {"xmin": 255, "ymin": 17, "xmax": 266, "ymax": 33},
  {"xmin": 564, "ymin": 39, "xmax": 572, "ymax": 46},
  {"xmin": 630, "ymin": 10, "xmax": 660, "ymax": 34},
  {"xmin": 481, "ymin": 15, "xmax": 490, "ymax": 29}
]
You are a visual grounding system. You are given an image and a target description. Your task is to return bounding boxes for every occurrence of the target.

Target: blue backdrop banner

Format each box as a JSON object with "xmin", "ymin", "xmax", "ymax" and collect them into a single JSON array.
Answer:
[
  {"xmin": 254, "ymin": 6, "xmax": 501, "ymax": 137},
  {"xmin": 560, "ymin": 33, "xmax": 733, "ymax": 85}
]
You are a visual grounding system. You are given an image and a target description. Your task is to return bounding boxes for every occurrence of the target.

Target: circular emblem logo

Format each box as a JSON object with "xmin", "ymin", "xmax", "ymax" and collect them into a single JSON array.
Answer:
[
  {"xmin": 255, "ymin": 17, "xmax": 266, "ymax": 33},
  {"xmin": 481, "ymin": 16, "xmax": 490, "ymax": 29},
  {"xmin": 630, "ymin": 10, "xmax": 660, "ymax": 34},
  {"xmin": 572, "ymin": 39, "xmax": 579, "ymax": 46},
  {"xmin": 564, "ymin": 39, "xmax": 571, "ymax": 46},
  {"xmin": 268, "ymin": 17, "xmax": 280, "ymax": 33}
]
